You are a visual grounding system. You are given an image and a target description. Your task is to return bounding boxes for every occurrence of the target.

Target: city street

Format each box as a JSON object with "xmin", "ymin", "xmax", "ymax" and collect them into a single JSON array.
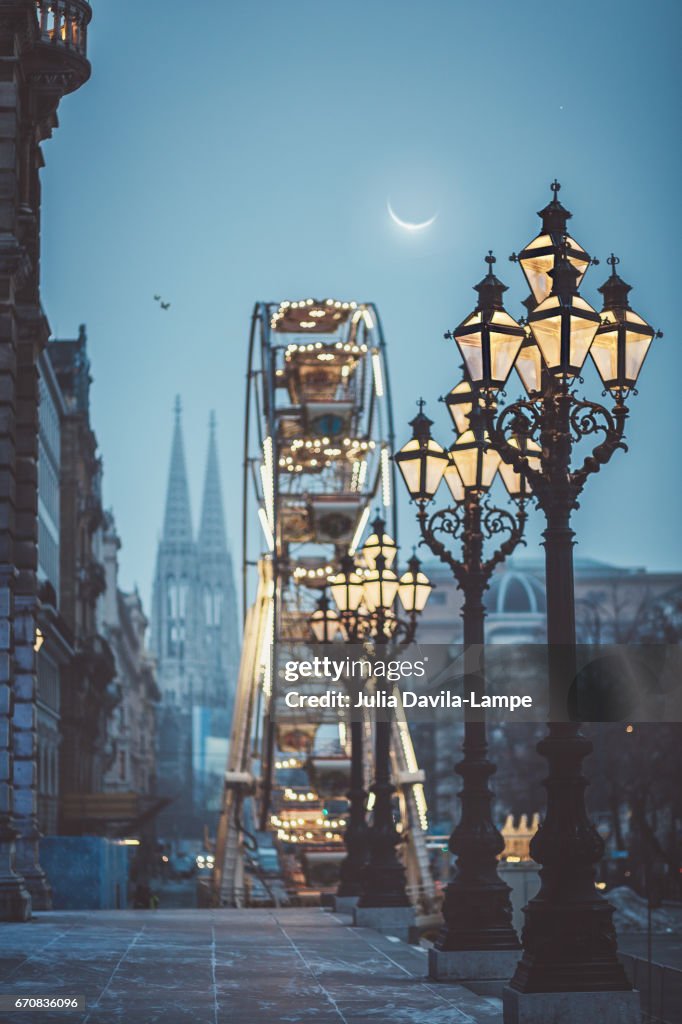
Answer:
[
  {"xmin": 0, "ymin": 909, "xmax": 503, "ymax": 1024},
  {"xmin": 0, "ymin": 5, "xmax": 679, "ymax": 1024}
]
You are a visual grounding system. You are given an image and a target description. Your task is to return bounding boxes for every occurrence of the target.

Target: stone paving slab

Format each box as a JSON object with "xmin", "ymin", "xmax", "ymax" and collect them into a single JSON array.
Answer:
[{"xmin": 0, "ymin": 908, "xmax": 503, "ymax": 1024}]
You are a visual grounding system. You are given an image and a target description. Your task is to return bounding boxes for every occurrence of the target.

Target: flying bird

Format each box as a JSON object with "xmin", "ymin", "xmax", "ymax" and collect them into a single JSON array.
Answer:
[{"xmin": 153, "ymin": 294, "xmax": 171, "ymax": 310}]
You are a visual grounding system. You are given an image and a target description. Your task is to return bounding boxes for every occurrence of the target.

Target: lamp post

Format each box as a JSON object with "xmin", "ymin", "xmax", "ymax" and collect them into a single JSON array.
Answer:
[
  {"xmin": 396, "ymin": 286, "xmax": 528, "ymax": 976},
  {"xmin": 310, "ymin": 575, "xmax": 370, "ymax": 905},
  {"xmin": 327, "ymin": 518, "xmax": 431, "ymax": 924},
  {"xmin": 451, "ymin": 182, "xmax": 660, "ymax": 1016}
]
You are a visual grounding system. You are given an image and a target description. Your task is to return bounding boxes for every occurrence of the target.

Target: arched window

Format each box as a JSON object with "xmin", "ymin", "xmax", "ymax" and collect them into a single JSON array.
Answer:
[{"xmin": 504, "ymin": 577, "xmax": 534, "ymax": 614}]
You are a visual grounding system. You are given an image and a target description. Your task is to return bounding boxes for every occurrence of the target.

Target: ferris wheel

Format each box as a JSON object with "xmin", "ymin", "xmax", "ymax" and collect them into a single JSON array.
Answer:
[
  {"xmin": 242, "ymin": 298, "xmax": 395, "ymax": 818},
  {"xmin": 213, "ymin": 296, "xmax": 433, "ymax": 908}
]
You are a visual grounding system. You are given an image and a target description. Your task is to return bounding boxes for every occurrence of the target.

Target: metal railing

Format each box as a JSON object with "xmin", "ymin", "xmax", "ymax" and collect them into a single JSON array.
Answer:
[{"xmin": 35, "ymin": 1, "xmax": 91, "ymax": 58}]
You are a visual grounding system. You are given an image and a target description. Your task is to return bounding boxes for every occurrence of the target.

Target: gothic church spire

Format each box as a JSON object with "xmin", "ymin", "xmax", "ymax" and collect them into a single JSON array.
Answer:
[
  {"xmin": 162, "ymin": 396, "xmax": 193, "ymax": 544},
  {"xmin": 198, "ymin": 411, "xmax": 228, "ymax": 554}
]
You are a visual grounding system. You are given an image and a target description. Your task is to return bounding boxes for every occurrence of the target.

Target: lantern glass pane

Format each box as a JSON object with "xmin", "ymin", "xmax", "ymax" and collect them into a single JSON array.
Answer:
[
  {"xmin": 446, "ymin": 382, "xmax": 475, "ymax": 434},
  {"xmin": 521, "ymin": 233, "xmax": 590, "ymax": 304},
  {"xmin": 329, "ymin": 572, "xmax": 363, "ymax": 612},
  {"xmin": 443, "ymin": 461, "xmax": 465, "ymax": 503},
  {"xmin": 398, "ymin": 574, "xmax": 416, "ymax": 613},
  {"xmin": 590, "ymin": 327, "xmax": 619, "ymax": 385},
  {"xmin": 455, "ymin": 319, "xmax": 484, "ymax": 381},
  {"xmin": 451, "ymin": 432, "xmax": 479, "ymax": 490},
  {"xmin": 395, "ymin": 439, "xmax": 423, "ymax": 498},
  {"xmin": 489, "ymin": 327, "xmax": 523, "ymax": 386},
  {"xmin": 362, "ymin": 575, "xmax": 381, "ymax": 611},
  {"xmin": 498, "ymin": 437, "xmax": 541, "ymax": 498},
  {"xmin": 399, "ymin": 571, "xmax": 432, "ymax": 613},
  {"xmin": 569, "ymin": 311, "xmax": 599, "ymax": 370},
  {"xmin": 424, "ymin": 441, "xmax": 448, "ymax": 497},
  {"xmin": 529, "ymin": 297, "xmax": 562, "ymax": 368},
  {"xmin": 520, "ymin": 235, "xmax": 554, "ymax": 303},
  {"xmin": 516, "ymin": 338, "xmax": 544, "ymax": 396},
  {"xmin": 362, "ymin": 532, "xmax": 397, "ymax": 569},
  {"xmin": 414, "ymin": 573, "xmax": 432, "ymax": 612},
  {"xmin": 499, "ymin": 459, "xmax": 523, "ymax": 498},
  {"xmin": 310, "ymin": 609, "xmax": 341, "ymax": 643},
  {"xmin": 481, "ymin": 447, "xmax": 501, "ymax": 489},
  {"xmin": 566, "ymin": 236, "xmax": 590, "ymax": 280},
  {"xmin": 363, "ymin": 569, "xmax": 399, "ymax": 612},
  {"xmin": 625, "ymin": 328, "xmax": 653, "ymax": 382}
]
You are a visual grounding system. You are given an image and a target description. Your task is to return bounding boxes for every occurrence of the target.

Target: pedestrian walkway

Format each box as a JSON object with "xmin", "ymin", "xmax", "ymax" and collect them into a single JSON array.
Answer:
[{"xmin": 0, "ymin": 908, "xmax": 503, "ymax": 1023}]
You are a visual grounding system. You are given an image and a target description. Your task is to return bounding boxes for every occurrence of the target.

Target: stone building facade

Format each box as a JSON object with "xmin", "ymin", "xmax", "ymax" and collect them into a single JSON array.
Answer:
[
  {"xmin": 46, "ymin": 329, "xmax": 117, "ymax": 832},
  {"xmin": 151, "ymin": 403, "xmax": 239, "ymax": 837},
  {"xmin": 35, "ymin": 349, "xmax": 71, "ymax": 837},
  {"xmin": 99, "ymin": 511, "xmax": 159, "ymax": 803},
  {"xmin": 0, "ymin": 0, "xmax": 92, "ymax": 920}
]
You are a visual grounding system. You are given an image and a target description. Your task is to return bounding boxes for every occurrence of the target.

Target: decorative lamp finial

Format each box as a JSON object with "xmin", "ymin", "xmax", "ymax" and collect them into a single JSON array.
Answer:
[{"xmin": 473, "ymin": 251, "xmax": 507, "ymax": 311}]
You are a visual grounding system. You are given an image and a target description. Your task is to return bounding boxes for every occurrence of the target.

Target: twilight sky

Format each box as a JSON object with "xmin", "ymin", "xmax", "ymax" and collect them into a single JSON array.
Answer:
[{"xmin": 39, "ymin": 0, "xmax": 682, "ymax": 608}]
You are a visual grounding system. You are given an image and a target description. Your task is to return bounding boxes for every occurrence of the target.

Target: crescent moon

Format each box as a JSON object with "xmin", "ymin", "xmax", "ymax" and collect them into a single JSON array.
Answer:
[{"xmin": 387, "ymin": 199, "xmax": 437, "ymax": 232}]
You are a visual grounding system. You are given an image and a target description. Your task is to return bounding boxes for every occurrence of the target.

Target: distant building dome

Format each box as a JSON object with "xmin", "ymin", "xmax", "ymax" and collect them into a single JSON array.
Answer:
[{"xmin": 487, "ymin": 570, "xmax": 546, "ymax": 616}]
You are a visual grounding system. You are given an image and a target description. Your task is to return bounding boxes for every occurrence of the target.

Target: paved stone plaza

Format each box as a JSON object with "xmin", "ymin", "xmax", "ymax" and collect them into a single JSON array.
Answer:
[{"xmin": 0, "ymin": 908, "xmax": 503, "ymax": 1024}]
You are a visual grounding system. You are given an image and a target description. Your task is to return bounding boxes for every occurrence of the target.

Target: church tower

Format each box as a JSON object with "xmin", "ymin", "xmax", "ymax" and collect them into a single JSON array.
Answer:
[
  {"xmin": 151, "ymin": 397, "xmax": 202, "ymax": 706},
  {"xmin": 151, "ymin": 400, "xmax": 239, "ymax": 837},
  {"xmin": 151, "ymin": 398, "xmax": 202, "ymax": 834},
  {"xmin": 197, "ymin": 413, "xmax": 239, "ymax": 721}
]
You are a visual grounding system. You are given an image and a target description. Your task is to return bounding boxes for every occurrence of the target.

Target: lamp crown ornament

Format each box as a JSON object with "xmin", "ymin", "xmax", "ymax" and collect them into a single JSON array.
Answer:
[
  {"xmin": 598, "ymin": 253, "xmax": 632, "ymax": 310},
  {"xmin": 370, "ymin": 512, "xmax": 386, "ymax": 534},
  {"xmin": 474, "ymin": 250, "xmax": 508, "ymax": 311},
  {"xmin": 407, "ymin": 549, "xmax": 421, "ymax": 574},
  {"xmin": 538, "ymin": 178, "xmax": 573, "ymax": 233},
  {"xmin": 409, "ymin": 398, "xmax": 434, "ymax": 442}
]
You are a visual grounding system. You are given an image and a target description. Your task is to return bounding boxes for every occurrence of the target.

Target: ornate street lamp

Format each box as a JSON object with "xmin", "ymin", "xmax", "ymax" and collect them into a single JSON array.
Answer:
[
  {"xmin": 453, "ymin": 182, "xmax": 662, "ymax": 1006},
  {"xmin": 309, "ymin": 589, "xmax": 369, "ymax": 905},
  {"xmin": 511, "ymin": 180, "xmax": 592, "ymax": 304},
  {"xmin": 591, "ymin": 255, "xmax": 659, "ymax": 395},
  {"xmin": 328, "ymin": 553, "xmax": 364, "ymax": 615},
  {"xmin": 394, "ymin": 401, "xmax": 450, "ymax": 503},
  {"xmin": 396, "ymin": 383, "xmax": 526, "ymax": 966},
  {"xmin": 309, "ymin": 591, "xmax": 345, "ymax": 644},
  {"xmin": 449, "ymin": 406, "xmax": 502, "ymax": 493},
  {"xmin": 360, "ymin": 519, "xmax": 398, "ymax": 569},
  {"xmin": 398, "ymin": 553, "xmax": 433, "ymax": 614},
  {"xmin": 327, "ymin": 518, "xmax": 431, "ymax": 912},
  {"xmin": 526, "ymin": 245, "xmax": 602, "ymax": 379},
  {"xmin": 448, "ymin": 253, "xmax": 526, "ymax": 392}
]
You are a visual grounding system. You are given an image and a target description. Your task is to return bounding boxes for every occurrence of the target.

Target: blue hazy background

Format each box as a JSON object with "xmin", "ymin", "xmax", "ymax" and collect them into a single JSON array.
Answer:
[{"xmin": 40, "ymin": 0, "xmax": 682, "ymax": 607}]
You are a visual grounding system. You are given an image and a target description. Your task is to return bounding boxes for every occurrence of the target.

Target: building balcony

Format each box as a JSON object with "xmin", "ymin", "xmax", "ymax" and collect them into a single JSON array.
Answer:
[
  {"xmin": 24, "ymin": 1, "xmax": 92, "ymax": 103},
  {"xmin": 35, "ymin": 0, "xmax": 90, "ymax": 57}
]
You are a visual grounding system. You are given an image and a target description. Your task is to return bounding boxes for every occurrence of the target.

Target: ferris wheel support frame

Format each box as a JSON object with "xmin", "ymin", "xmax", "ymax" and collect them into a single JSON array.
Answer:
[{"xmin": 241, "ymin": 299, "xmax": 400, "ymax": 835}]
